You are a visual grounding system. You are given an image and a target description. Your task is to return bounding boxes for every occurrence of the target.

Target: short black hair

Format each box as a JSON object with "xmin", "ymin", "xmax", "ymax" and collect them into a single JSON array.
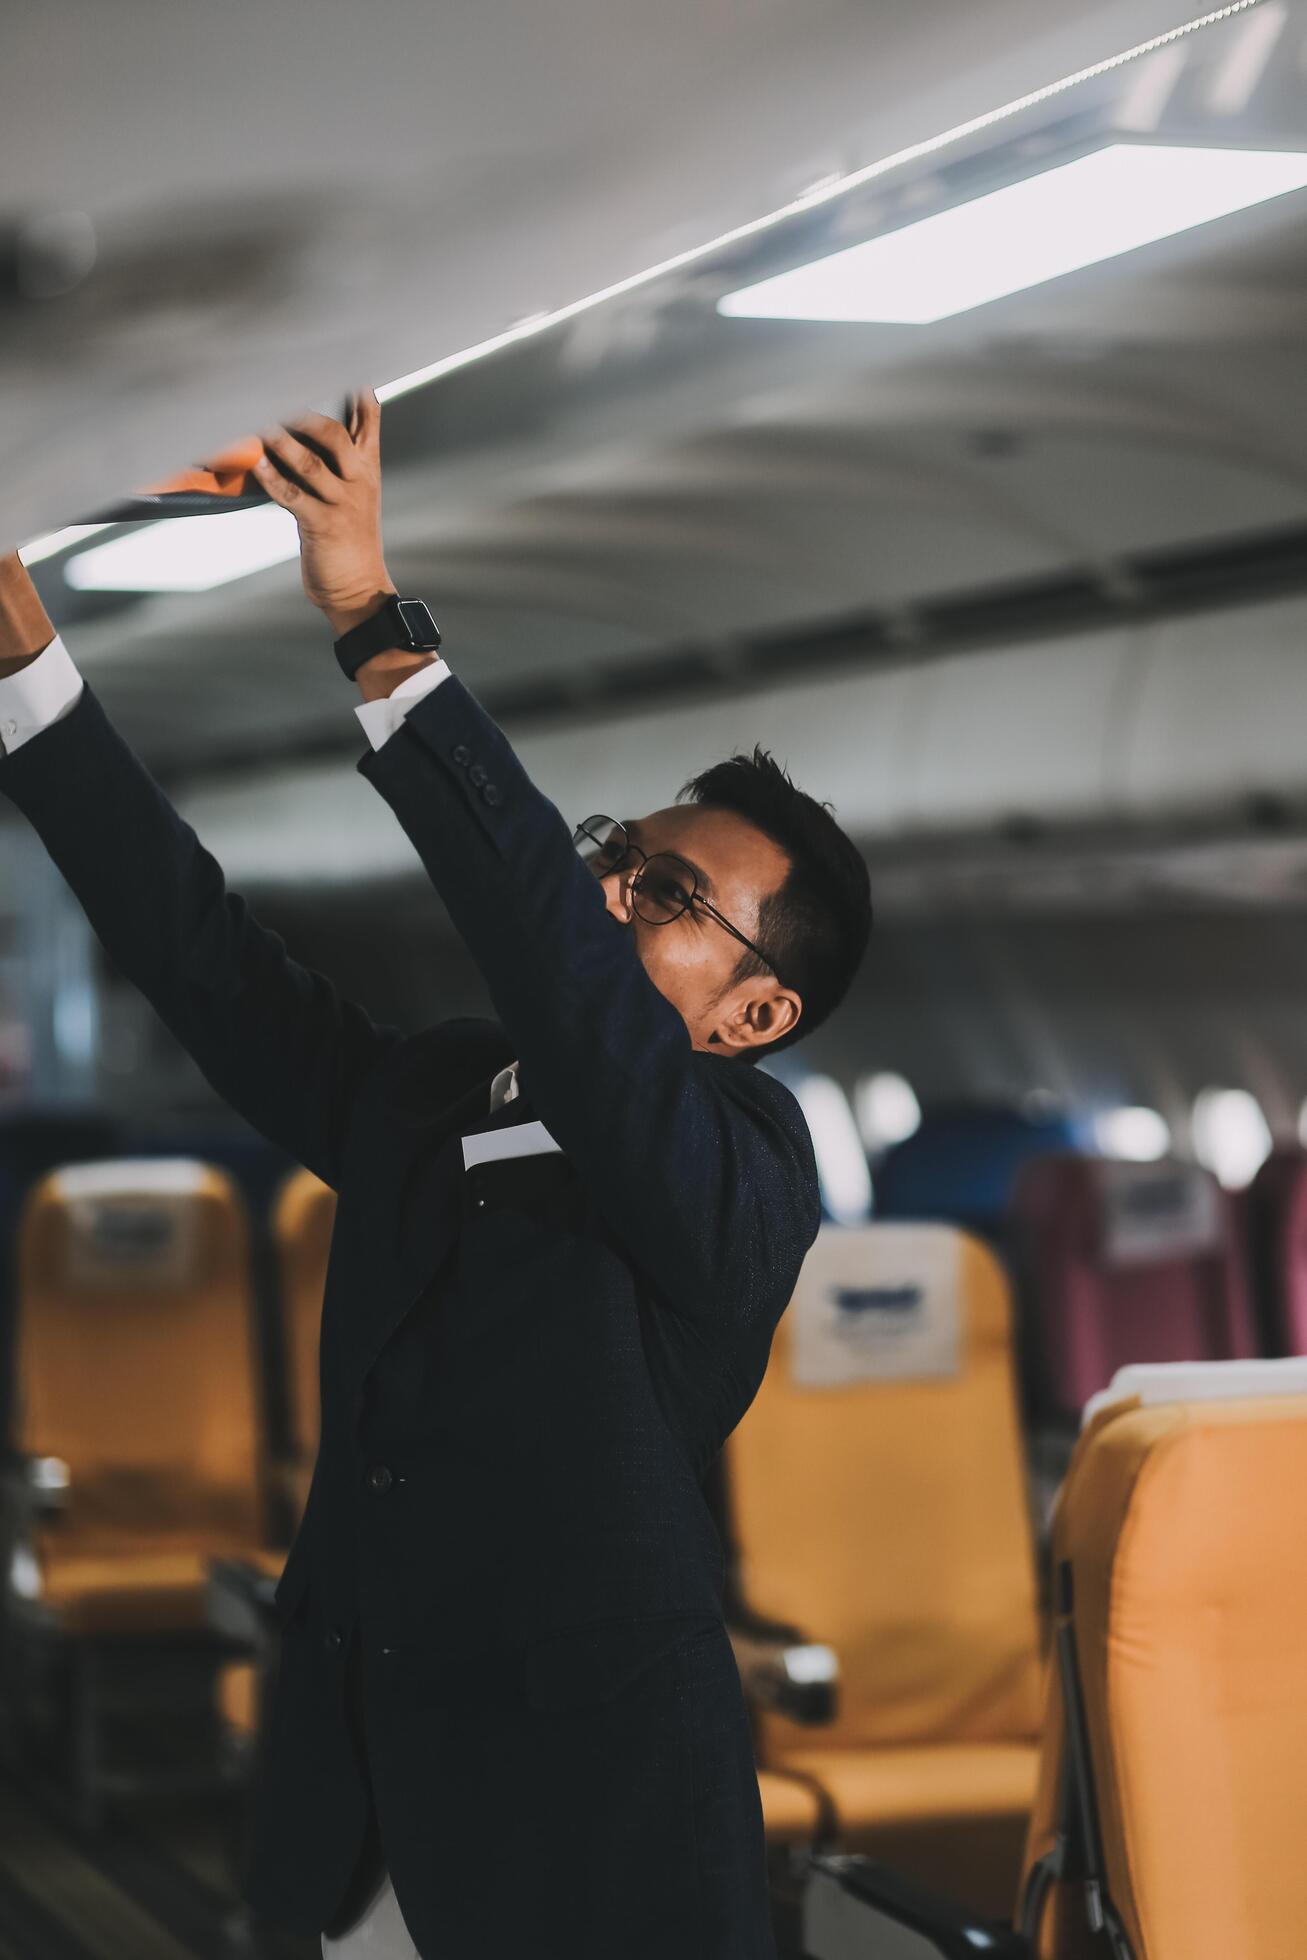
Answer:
[{"xmin": 677, "ymin": 745, "xmax": 872, "ymax": 1059}]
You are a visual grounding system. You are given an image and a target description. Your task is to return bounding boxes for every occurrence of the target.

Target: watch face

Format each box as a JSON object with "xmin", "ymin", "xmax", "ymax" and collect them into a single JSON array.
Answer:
[{"xmin": 395, "ymin": 598, "xmax": 442, "ymax": 650}]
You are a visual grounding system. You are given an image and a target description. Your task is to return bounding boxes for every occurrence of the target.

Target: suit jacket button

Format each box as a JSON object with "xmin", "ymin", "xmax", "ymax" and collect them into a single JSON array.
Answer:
[
  {"xmin": 482, "ymin": 784, "xmax": 502, "ymax": 806},
  {"xmin": 324, "ymin": 1626, "xmax": 343, "ymax": 1653},
  {"xmin": 451, "ymin": 744, "xmax": 471, "ymax": 766},
  {"xmin": 366, "ymin": 1463, "xmax": 394, "ymax": 1495},
  {"xmin": 469, "ymin": 763, "xmax": 487, "ymax": 787}
]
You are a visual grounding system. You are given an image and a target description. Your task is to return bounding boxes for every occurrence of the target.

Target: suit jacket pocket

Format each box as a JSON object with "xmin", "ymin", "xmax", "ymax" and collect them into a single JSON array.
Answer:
[
  {"xmin": 464, "ymin": 1150, "xmax": 589, "ymax": 1234},
  {"xmin": 522, "ymin": 1611, "xmax": 720, "ymax": 1714}
]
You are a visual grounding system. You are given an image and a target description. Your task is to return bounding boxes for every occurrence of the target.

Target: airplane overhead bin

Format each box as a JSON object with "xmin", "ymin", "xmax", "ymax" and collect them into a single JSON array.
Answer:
[
  {"xmin": 172, "ymin": 588, "xmax": 1307, "ymax": 891},
  {"xmin": 509, "ymin": 589, "xmax": 1307, "ymax": 845},
  {"xmin": 890, "ymin": 590, "xmax": 1307, "ymax": 838}
]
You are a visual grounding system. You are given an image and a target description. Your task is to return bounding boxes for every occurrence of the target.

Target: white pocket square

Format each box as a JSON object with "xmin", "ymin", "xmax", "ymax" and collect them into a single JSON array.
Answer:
[{"xmin": 462, "ymin": 1119, "xmax": 564, "ymax": 1172}]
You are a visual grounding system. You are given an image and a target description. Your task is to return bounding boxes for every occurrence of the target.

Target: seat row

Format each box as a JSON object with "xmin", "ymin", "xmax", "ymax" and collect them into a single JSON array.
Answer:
[
  {"xmin": 1, "ymin": 1140, "xmax": 1039, "ymax": 1916},
  {"xmin": 879, "ymin": 1121, "xmax": 1307, "ymax": 1422},
  {"xmin": 690, "ymin": 1183, "xmax": 1307, "ymax": 1928},
  {"xmin": 4, "ymin": 1124, "xmax": 1302, "ymax": 1932}
]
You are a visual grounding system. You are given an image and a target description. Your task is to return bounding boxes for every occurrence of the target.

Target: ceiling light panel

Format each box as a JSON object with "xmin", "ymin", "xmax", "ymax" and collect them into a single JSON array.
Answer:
[{"xmin": 717, "ymin": 143, "xmax": 1307, "ymax": 324}]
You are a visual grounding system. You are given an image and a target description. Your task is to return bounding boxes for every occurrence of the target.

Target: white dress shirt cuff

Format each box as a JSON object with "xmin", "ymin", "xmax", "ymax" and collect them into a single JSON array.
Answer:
[
  {"xmin": 0, "ymin": 633, "xmax": 84, "ymax": 755},
  {"xmin": 353, "ymin": 657, "xmax": 453, "ymax": 752}
]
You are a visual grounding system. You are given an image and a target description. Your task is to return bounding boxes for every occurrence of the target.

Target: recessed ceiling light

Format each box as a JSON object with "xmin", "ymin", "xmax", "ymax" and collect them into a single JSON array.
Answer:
[
  {"xmin": 716, "ymin": 143, "xmax": 1307, "ymax": 324},
  {"xmin": 64, "ymin": 504, "xmax": 299, "ymax": 592}
]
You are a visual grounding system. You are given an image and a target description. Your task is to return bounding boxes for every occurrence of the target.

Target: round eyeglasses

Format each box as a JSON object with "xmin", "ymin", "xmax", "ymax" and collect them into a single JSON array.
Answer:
[{"xmin": 572, "ymin": 814, "xmax": 787, "ymax": 988}]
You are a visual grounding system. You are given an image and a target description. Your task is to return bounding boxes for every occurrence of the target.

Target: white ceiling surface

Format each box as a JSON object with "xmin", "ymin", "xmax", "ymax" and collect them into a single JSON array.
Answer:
[
  {"xmin": 1, "ymin": 0, "xmax": 1252, "ymax": 540},
  {"xmin": 6, "ymin": 0, "xmax": 1307, "ymax": 897}
]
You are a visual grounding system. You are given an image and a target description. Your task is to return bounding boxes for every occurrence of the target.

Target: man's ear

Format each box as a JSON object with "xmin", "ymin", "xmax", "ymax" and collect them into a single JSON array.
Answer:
[
  {"xmin": 711, "ymin": 985, "xmax": 801, "ymax": 1054},
  {"xmin": 753, "ymin": 987, "xmax": 802, "ymax": 1049}
]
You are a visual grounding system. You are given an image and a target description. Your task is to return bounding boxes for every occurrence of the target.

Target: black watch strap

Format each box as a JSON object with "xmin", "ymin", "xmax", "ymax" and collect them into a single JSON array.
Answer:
[{"xmin": 333, "ymin": 595, "xmax": 442, "ymax": 682}]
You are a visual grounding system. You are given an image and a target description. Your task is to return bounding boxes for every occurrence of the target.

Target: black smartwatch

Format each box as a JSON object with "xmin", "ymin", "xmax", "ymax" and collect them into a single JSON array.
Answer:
[{"xmin": 333, "ymin": 594, "xmax": 442, "ymax": 682}]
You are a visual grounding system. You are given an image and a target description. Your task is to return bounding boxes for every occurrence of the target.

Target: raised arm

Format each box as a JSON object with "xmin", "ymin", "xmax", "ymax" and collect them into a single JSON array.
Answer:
[
  {"xmin": 361, "ymin": 676, "xmax": 820, "ymax": 1353},
  {"xmin": 251, "ymin": 392, "xmax": 821, "ymax": 1354},
  {"xmin": 0, "ymin": 553, "xmax": 401, "ymax": 1190}
]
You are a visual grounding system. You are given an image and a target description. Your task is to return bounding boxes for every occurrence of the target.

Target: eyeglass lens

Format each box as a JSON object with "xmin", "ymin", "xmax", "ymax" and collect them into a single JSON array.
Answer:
[
  {"xmin": 573, "ymin": 816, "xmax": 629, "ymax": 874},
  {"xmin": 573, "ymin": 816, "xmax": 694, "ymax": 924}
]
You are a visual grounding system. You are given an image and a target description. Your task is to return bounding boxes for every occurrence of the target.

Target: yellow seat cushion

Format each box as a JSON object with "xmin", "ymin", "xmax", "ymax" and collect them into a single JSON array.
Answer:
[
  {"xmin": 30, "ymin": 1547, "xmax": 245, "ymax": 1635},
  {"xmin": 785, "ymin": 1741, "xmax": 1041, "ymax": 1920},
  {"xmin": 19, "ymin": 1534, "xmax": 287, "ymax": 1637},
  {"xmin": 779, "ymin": 1740, "xmax": 1039, "ymax": 1830}
]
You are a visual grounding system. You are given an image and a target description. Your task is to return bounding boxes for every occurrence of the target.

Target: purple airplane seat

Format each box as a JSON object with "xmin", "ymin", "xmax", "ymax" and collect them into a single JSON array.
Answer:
[{"xmin": 1009, "ymin": 1153, "xmax": 1257, "ymax": 1427}]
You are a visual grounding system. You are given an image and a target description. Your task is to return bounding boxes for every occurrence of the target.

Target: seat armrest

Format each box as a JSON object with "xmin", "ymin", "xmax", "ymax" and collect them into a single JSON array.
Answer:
[
  {"xmin": 0, "ymin": 1453, "xmax": 71, "ymax": 1526},
  {"xmin": 206, "ymin": 1555, "xmax": 280, "ymax": 1647},
  {"xmin": 726, "ymin": 1608, "xmax": 838, "ymax": 1725},
  {"xmin": 802, "ymin": 1853, "xmax": 1031, "ymax": 1960}
]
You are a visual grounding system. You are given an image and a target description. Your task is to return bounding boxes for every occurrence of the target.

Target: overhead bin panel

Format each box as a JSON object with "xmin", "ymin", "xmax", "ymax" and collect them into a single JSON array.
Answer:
[
  {"xmin": 170, "ymin": 592, "xmax": 1307, "ymax": 886},
  {"xmin": 899, "ymin": 630, "xmax": 1131, "ymax": 832},
  {"xmin": 1117, "ymin": 594, "xmax": 1307, "ymax": 819}
]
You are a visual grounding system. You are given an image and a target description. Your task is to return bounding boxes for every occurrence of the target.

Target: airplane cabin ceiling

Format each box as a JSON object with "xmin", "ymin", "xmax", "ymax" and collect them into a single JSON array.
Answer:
[
  {"xmin": 4, "ymin": 0, "xmax": 1306, "ymax": 867},
  {"xmin": 4, "ymin": 0, "xmax": 1248, "ymax": 537}
]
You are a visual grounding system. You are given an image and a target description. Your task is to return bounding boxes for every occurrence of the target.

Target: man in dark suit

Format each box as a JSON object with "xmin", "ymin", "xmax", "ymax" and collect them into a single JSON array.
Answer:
[{"xmin": 0, "ymin": 392, "xmax": 871, "ymax": 1958}]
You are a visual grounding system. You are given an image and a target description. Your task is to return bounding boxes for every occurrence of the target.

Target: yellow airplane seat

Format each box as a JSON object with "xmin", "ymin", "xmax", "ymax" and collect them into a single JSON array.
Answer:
[
  {"xmin": 210, "ymin": 1166, "xmax": 335, "ymax": 1756},
  {"xmin": 725, "ymin": 1221, "xmax": 1045, "ymax": 1920},
  {"xmin": 799, "ymin": 1356, "xmax": 1307, "ymax": 1958},
  {"xmin": 1019, "ymin": 1356, "xmax": 1307, "ymax": 1960},
  {"xmin": 0, "ymin": 1157, "xmax": 271, "ymax": 1821}
]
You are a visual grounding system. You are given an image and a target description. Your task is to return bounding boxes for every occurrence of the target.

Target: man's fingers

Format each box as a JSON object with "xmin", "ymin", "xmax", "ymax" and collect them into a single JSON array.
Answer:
[
  {"xmin": 358, "ymin": 386, "xmax": 381, "ymax": 445},
  {"xmin": 252, "ymin": 449, "xmax": 296, "ymax": 504},
  {"xmin": 258, "ymin": 426, "xmax": 339, "ymax": 503},
  {"xmin": 285, "ymin": 408, "xmax": 353, "ymax": 476}
]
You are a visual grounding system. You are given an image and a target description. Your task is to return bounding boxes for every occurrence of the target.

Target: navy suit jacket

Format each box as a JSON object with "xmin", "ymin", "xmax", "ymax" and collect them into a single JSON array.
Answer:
[{"xmin": 0, "ymin": 668, "xmax": 821, "ymax": 1957}]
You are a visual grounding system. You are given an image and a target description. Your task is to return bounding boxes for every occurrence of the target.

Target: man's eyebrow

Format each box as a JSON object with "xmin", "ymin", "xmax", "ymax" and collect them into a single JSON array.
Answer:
[{"xmin": 626, "ymin": 817, "xmax": 715, "ymax": 898}]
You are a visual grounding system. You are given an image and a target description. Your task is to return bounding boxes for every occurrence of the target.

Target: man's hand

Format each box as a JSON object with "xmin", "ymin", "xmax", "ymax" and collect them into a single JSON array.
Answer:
[{"xmin": 253, "ymin": 389, "xmax": 396, "ymax": 637}]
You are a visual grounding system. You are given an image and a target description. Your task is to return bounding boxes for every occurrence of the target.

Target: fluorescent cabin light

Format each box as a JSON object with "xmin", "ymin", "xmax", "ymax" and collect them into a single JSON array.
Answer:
[
  {"xmin": 1093, "ymin": 1106, "xmax": 1171, "ymax": 1162},
  {"xmin": 65, "ymin": 505, "xmax": 299, "ymax": 592},
  {"xmin": 717, "ymin": 143, "xmax": 1307, "ymax": 324},
  {"xmin": 18, "ymin": 523, "xmax": 112, "ymax": 567}
]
